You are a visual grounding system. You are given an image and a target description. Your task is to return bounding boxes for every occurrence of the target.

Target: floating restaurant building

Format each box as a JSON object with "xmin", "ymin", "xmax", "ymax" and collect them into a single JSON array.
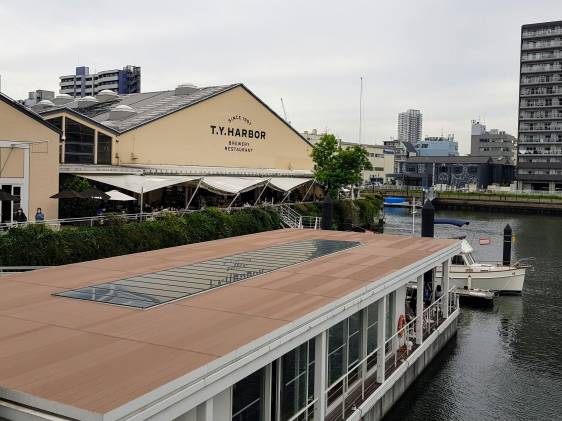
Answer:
[
  {"xmin": 0, "ymin": 229, "xmax": 460, "ymax": 421},
  {"xmin": 33, "ymin": 83, "xmax": 317, "ymax": 209}
]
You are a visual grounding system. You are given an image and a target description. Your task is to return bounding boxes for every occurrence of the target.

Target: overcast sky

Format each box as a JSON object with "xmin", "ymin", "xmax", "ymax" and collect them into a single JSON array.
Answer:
[{"xmin": 1, "ymin": 1, "xmax": 562, "ymax": 153}]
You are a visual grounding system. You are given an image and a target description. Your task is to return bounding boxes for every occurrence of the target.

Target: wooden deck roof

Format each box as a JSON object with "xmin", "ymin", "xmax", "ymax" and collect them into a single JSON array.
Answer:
[{"xmin": 0, "ymin": 229, "xmax": 456, "ymax": 417}]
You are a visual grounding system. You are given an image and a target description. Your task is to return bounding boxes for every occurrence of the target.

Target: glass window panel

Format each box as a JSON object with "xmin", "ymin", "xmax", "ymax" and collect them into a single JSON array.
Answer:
[
  {"xmin": 97, "ymin": 133, "xmax": 112, "ymax": 165},
  {"xmin": 328, "ymin": 321, "xmax": 345, "ymax": 353},
  {"xmin": 64, "ymin": 118, "xmax": 95, "ymax": 164},
  {"xmin": 328, "ymin": 347, "xmax": 344, "ymax": 385},
  {"xmin": 280, "ymin": 340, "xmax": 314, "ymax": 421},
  {"xmin": 348, "ymin": 312, "xmax": 361, "ymax": 335},
  {"xmin": 232, "ymin": 369, "xmax": 264, "ymax": 421}
]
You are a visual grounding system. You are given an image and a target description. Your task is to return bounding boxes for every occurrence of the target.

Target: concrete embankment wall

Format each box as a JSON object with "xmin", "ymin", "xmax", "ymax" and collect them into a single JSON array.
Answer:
[
  {"xmin": 358, "ymin": 314, "xmax": 458, "ymax": 421},
  {"xmin": 434, "ymin": 198, "xmax": 562, "ymax": 214}
]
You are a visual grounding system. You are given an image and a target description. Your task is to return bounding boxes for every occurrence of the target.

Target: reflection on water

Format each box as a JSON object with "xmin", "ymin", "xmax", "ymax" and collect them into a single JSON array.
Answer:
[{"xmin": 383, "ymin": 207, "xmax": 562, "ymax": 421}]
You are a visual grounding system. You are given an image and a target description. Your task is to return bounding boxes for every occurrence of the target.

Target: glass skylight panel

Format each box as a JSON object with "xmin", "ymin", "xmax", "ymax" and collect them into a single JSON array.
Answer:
[{"xmin": 54, "ymin": 239, "xmax": 361, "ymax": 309}]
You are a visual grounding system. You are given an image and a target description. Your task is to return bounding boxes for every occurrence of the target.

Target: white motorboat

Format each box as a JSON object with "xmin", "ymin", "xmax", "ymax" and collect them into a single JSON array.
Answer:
[{"xmin": 437, "ymin": 239, "xmax": 528, "ymax": 294}]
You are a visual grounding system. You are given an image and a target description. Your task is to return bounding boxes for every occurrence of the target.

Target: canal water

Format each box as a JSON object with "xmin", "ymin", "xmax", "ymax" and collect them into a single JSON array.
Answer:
[{"xmin": 382, "ymin": 207, "xmax": 562, "ymax": 421}]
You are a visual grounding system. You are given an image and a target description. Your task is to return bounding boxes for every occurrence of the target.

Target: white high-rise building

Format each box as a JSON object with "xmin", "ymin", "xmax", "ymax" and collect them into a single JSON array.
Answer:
[{"xmin": 397, "ymin": 109, "xmax": 423, "ymax": 143}]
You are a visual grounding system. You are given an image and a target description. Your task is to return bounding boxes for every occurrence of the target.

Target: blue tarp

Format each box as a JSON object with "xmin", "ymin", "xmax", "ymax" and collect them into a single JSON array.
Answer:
[
  {"xmin": 384, "ymin": 197, "xmax": 406, "ymax": 204},
  {"xmin": 434, "ymin": 218, "xmax": 470, "ymax": 227}
]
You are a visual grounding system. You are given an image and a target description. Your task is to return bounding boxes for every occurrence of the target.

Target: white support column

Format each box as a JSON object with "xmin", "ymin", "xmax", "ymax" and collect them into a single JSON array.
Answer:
[
  {"xmin": 313, "ymin": 331, "xmax": 327, "ymax": 421},
  {"xmin": 442, "ymin": 260, "xmax": 450, "ymax": 318},
  {"xmin": 376, "ymin": 297, "xmax": 386, "ymax": 384},
  {"xmin": 195, "ymin": 397, "xmax": 213, "ymax": 421},
  {"xmin": 264, "ymin": 363, "xmax": 272, "ymax": 421},
  {"xmin": 416, "ymin": 275, "xmax": 424, "ymax": 345},
  {"xmin": 22, "ymin": 144, "xmax": 30, "ymax": 218},
  {"xmin": 361, "ymin": 307, "xmax": 369, "ymax": 381}
]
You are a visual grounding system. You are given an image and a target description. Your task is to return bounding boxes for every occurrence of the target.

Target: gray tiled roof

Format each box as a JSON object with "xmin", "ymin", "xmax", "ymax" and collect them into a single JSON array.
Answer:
[{"xmin": 40, "ymin": 84, "xmax": 238, "ymax": 134}]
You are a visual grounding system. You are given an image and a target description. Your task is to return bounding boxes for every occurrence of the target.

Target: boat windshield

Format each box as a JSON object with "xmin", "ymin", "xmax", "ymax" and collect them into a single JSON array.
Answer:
[
  {"xmin": 452, "ymin": 255, "xmax": 465, "ymax": 265},
  {"xmin": 465, "ymin": 253, "xmax": 476, "ymax": 265}
]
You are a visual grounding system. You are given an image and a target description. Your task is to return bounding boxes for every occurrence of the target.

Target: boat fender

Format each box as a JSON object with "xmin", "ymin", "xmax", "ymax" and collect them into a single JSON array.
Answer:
[{"xmin": 398, "ymin": 314, "xmax": 406, "ymax": 336}]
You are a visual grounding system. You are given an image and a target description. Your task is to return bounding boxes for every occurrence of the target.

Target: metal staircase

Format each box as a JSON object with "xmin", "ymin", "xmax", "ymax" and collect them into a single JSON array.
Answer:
[{"xmin": 277, "ymin": 204, "xmax": 322, "ymax": 229}]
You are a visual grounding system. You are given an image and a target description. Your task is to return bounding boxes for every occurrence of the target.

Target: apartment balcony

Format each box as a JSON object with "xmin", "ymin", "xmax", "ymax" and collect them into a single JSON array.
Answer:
[
  {"xmin": 519, "ymin": 127, "xmax": 562, "ymax": 133},
  {"xmin": 520, "ymin": 78, "xmax": 562, "ymax": 85},
  {"xmin": 519, "ymin": 115, "xmax": 562, "ymax": 120},
  {"xmin": 522, "ymin": 40, "xmax": 562, "ymax": 50},
  {"xmin": 519, "ymin": 151, "xmax": 562, "ymax": 157},
  {"xmin": 519, "ymin": 103, "xmax": 562, "ymax": 109},
  {"xmin": 518, "ymin": 138, "xmax": 562, "ymax": 144},
  {"xmin": 520, "ymin": 90, "xmax": 562, "ymax": 97},
  {"xmin": 521, "ymin": 65, "xmax": 562, "ymax": 73},
  {"xmin": 522, "ymin": 29, "xmax": 562, "ymax": 39},
  {"xmin": 521, "ymin": 54, "xmax": 562, "ymax": 63}
]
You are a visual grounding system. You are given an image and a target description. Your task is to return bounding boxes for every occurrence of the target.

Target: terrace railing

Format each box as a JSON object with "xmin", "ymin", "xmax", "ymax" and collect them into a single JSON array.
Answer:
[{"xmin": 324, "ymin": 288, "xmax": 458, "ymax": 421}]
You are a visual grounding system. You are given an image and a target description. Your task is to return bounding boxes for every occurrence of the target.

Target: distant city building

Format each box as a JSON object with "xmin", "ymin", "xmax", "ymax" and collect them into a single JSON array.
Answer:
[
  {"xmin": 414, "ymin": 135, "xmax": 458, "ymax": 157},
  {"xmin": 20, "ymin": 89, "xmax": 55, "ymax": 107},
  {"xmin": 470, "ymin": 121, "xmax": 516, "ymax": 162},
  {"xmin": 397, "ymin": 109, "xmax": 422, "ymax": 143},
  {"xmin": 301, "ymin": 129, "xmax": 326, "ymax": 144},
  {"xmin": 59, "ymin": 65, "xmax": 141, "ymax": 97},
  {"xmin": 518, "ymin": 20, "xmax": 562, "ymax": 191},
  {"xmin": 395, "ymin": 156, "xmax": 515, "ymax": 189},
  {"xmin": 340, "ymin": 141, "xmax": 395, "ymax": 184},
  {"xmin": 383, "ymin": 138, "xmax": 417, "ymax": 173}
]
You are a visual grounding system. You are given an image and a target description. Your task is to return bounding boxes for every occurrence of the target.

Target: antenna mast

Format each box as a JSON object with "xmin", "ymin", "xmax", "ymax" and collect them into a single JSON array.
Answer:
[
  {"xmin": 359, "ymin": 76, "xmax": 363, "ymax": 144},
  {"xmin": 280, "ymin": 98, "xmax": 288, "ymax": 121}
]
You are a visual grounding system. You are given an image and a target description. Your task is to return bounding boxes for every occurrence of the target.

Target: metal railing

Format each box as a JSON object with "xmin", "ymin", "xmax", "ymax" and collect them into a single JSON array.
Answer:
[
  {"xmin": 324, "ymin": 289, "xmax": 457, "ymax": 420},
  {"xmin": 0, "ymin": 209, "xmax": 195, "ymax": 231},
  {"xmin": 287, "ymin": 397, "xmax": 318, "ymax": 421},
  {"xmin": 0, "ymin": 202, "xmax": 325, "ymax": 232},
  {"xmin": 278, "ymin": 204, "xmax": 321, "ymax": 229}
]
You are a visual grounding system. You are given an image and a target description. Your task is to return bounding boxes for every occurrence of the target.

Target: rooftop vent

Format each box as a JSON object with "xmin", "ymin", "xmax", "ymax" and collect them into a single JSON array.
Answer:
[
  {"xmin": 175, "ymin": 83, "xmax": 198, "ymax": 96},
  {"xmin": 109, "ymin": 104, "xmax": 137, "ymax": 121},
  {"xmin": 77, "ymin": 96, "xmax": 98, "ymax": 108},
  {"xmin": 52, "ymin": 94, "xmax": 74, "ymax": 106},
  {"xmin": 31, "ymin": 100, "xmax": 56, "ymax": 111},
  {"xmin": 96, "ymin": 89, "xmax": 118, "ymax": 103}
]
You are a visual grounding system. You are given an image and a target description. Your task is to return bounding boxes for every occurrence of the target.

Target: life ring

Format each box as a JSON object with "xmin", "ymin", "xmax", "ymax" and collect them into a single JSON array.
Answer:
[{"xmin": 397, "ymin": 314, "xmax": 406, "ymax": 336}]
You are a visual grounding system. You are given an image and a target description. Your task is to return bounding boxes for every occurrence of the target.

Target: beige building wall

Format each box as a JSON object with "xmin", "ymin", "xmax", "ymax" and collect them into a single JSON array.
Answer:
[
  {"xmin": 116, "ymin": 86, "xmax": 313, "ymax": 171},
  {"xmin": 0, "ymin": 100, "xmax": 60, "ymax": 221},
  {"xmin": 341, "ymin": 142, "xmax": 394, "ymax": 183},
  {"xmin": 384, "ymin": 151, "xmax": 395, "ymax": 181}
]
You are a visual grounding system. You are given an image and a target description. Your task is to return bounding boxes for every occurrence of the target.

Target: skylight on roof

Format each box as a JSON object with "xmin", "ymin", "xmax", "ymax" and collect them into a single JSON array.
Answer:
[{"xmin": 54, "ymin": 239, "xmax": 361, "ymax": 309}]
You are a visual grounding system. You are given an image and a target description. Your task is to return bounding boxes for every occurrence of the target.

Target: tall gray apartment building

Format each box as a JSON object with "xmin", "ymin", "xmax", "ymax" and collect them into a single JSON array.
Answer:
[
  {"xmin": 518, "ymin": 21, "xmax": 562, "ymax": 191},
  {"xmin": 397, "ymin": 109, "xmax": 422, "ymax": 143}
]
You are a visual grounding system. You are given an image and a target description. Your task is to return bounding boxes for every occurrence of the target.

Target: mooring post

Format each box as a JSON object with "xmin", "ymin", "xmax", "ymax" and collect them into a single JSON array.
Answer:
[
  {"xmin": 321, "ymin": 193, "xmax": 334, "ymax": 230},
  {"xmin": 421, "ymin": 200, "xmax": 435, "ymax": 292},
  {"xmin": 503, "ymin": 224, "xmax": 512, "ymax": 266},
  {"xmin": 421, "ymin": 200, "xmax": 435, "ymax": 238}
]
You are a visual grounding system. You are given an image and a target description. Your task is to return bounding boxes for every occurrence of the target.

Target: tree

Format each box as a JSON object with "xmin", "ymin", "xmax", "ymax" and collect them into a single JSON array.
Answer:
[{"xmin": 311, "ymin": 134, "xmax": 372, "ymax": 196}]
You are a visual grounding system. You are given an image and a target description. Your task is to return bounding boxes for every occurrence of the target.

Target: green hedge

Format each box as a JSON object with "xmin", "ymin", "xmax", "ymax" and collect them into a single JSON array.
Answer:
[
  {"xmin": 0, "ymin": 208, "xmax": 281, "ymax": 266},
  {"xmin": 292, "ymin": 194, "xmax": 383, "ymax": 230}
]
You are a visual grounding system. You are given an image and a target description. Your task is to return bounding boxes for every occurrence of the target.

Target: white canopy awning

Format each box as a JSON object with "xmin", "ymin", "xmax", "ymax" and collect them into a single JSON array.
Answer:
[
  {"xmin": 105, "ymin": 190, "xmax": 136, "ymax": 201},
  {"xmin": 79, "ymin": 174, "xmax": 200, "ymax": 194},
  {"xmin": 268, "ymin": 177, "xmax": 312, "ymax": 192},
  {"xmin": 199, "ymin": 177, "xmax": 267, "ymax": 195}
]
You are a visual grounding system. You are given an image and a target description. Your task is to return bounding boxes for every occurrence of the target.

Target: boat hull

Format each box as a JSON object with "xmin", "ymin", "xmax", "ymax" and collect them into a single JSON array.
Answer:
[{"xmin": 438, "ymin": 266, "xmax": 526, "ymax": 294}]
